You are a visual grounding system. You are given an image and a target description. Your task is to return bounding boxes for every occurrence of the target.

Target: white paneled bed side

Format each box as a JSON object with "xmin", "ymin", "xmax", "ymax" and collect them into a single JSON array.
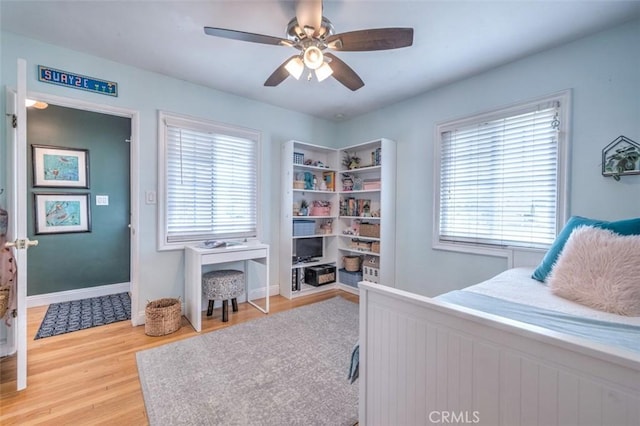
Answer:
[{"xmin": 358, "ymin": 281, "xmax": 640, "ymax": 426}]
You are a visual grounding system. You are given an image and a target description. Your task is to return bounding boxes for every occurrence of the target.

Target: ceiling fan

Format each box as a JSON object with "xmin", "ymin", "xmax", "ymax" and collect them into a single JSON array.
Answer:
[{"xmin": 204, "ymin": 0, "xmax": 413, "ymax": 91}]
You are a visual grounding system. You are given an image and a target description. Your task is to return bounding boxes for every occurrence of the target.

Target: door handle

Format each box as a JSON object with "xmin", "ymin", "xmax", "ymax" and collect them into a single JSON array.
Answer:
[{"xmin": 4, "ymin": 238, "xmax": 39, "ymax": 250}]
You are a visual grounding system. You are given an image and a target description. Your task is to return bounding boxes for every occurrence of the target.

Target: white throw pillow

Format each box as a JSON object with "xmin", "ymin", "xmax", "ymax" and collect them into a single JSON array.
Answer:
[{"xmin": 548, "ymin": 226, "xmax": 640, "ymax": 316}]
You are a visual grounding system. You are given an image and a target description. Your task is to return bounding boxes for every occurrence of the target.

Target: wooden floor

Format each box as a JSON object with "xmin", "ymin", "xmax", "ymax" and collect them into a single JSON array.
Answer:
[{"xmin": 0, "ymin": 290, "xmax": 358, "ymax": 425}]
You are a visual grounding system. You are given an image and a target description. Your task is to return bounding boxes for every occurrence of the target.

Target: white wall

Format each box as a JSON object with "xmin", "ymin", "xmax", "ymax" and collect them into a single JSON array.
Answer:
[
  {"xmin": 0, "ymin": 32, "xmax": 338, "ymax": 320},
  {"xmin": 336, "ymin": 19, "xmax": 640, "ymax": 297}
]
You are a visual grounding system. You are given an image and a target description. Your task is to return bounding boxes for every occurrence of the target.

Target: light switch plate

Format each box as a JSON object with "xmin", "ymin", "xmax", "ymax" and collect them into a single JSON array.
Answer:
[
  {"xmin": 145, "ymin": 191, "xmax": 157, "ymax": 204},
  {"xmin": 96, "ymin": 195, "xmax": 109, "ymax": 206}
]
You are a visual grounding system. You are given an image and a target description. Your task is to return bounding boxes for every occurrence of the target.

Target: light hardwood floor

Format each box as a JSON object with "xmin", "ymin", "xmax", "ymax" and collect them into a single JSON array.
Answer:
[{"xmin": 0, "ymin": 290, "xmax": 358, "ymax": 425}]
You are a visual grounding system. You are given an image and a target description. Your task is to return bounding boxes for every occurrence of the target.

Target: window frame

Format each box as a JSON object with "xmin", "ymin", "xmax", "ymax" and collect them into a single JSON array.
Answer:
[
  {"xmin": 157, "ymin": 111, "xmax": 262, "ymax": 251},
  {"xmin": 432, "ymin": 90, "xmax": 571, "ymax": 258}
]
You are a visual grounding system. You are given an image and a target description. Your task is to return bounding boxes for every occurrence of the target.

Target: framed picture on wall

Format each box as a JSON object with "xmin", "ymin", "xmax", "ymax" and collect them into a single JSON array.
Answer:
[
  {"xmin": 32, "ymin": 145, "xmax": 89, "ymax": 188},
  {"xmin": 34, "ymin": 193, "xmax": 91, "ymax": 234}
]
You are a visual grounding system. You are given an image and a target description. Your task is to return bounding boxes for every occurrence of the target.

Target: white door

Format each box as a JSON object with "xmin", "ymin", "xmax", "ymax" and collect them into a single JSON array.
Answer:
[{"xmin": 4, "ymin": 58, "xmax": 37, "ymax": 390}]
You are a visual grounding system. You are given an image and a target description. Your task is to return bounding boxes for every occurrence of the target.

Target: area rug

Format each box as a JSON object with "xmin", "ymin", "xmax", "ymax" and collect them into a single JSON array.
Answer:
[
  {"xmin": 34, "ymin": 292, "xmax": 131, "ymax": 339},
  {"xmin": 136, "ymin": 296, "xmax": 359, "ymax": 426}
]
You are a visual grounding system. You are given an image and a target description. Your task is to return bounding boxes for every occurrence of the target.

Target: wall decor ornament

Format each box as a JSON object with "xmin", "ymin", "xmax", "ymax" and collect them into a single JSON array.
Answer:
[
  {"xmin": 602, "ymin": 136, "xmax": 640, "ymax": 181},
  {"xmin": 34, "ymin": 193, "xmax": 91, "ymax": 234},
  {"xmin": 38, "ymin": 65, "xmax": 118, "ymax": 97},
  {"xmin": 32, "ymin": 145, "xmax": 90, "ymax": 188}
]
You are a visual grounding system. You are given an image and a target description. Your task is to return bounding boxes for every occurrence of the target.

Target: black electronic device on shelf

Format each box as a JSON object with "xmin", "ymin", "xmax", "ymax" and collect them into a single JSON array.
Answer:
[{"xmin": 293, "ymin": 237, "xmax": 323, "ymax": 263}]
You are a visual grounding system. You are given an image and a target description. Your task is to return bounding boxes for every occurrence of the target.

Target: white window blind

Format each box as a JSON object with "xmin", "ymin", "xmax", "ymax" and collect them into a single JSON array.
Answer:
[
  {"xmin": 437, "ymin": 96, "xmax": 567, "ymax": 250},
  {"xmin": 163, "ymin": 117, "xmax": 258, "ymax": 244}
]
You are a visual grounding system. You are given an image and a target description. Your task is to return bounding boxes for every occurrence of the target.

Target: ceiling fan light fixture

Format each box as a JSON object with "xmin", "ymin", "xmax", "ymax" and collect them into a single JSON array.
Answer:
[
  {"xmin": 315, "ymin": 61, "xmax": 333, "ymax": 82},
  {"xmin": 303, "ymin": 46, "xmax": 324, "ymax": 70},
  {"xmin": 285, "ymin": 57, "xmax": 304, "ymax": 80}
]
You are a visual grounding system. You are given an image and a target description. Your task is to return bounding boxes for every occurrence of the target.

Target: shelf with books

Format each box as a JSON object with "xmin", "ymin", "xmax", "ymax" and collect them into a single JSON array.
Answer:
[
  {"xmin": 281, "ymin": 138, "xmax": 395, "ymax": 299},
  {"xmin": 337, "ymin": 138, "xmax": 395, "ymax": 289}
]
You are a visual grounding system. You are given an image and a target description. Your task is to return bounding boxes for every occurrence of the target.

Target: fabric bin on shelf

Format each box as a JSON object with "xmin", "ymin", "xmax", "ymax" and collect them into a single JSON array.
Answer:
[
  {"xmin": 293, "ymin": 220, "xmax": 316, "ymax": 236},
  {"xmin": 339, "ymin": 269, "xmax": 363, "ymax": 288}
]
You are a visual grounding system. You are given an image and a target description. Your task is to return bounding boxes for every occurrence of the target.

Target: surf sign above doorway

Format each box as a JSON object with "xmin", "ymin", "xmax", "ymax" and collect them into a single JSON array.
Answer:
[{"xmin": 37, "ymin": 65, "xmax": 118, "ymax": 97}]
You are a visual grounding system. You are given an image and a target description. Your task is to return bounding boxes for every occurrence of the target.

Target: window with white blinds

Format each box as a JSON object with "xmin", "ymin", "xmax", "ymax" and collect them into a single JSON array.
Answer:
[
  {"xmin": 435, "ymin": 92, "xmax": 569, "ymax": 252},
  {"xmin": 158, "ymin": 113, "xmax": 260, "ymax": 248}
]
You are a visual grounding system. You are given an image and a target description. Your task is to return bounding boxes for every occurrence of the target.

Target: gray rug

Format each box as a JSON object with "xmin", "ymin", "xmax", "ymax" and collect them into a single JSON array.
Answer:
[{"xmin": 136, "ymin": 296, "xmax": 359, "ymax": 426}]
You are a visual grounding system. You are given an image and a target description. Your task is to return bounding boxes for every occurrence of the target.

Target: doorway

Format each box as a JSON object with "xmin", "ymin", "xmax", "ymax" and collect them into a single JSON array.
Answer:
[
  {"xmin": 20, "ymin": 91, "xmax": 140, "ymax": 324},
  {"xmin": 27, "ymin": 104, "xmax": 131, "ymax": 299},
  {"xmin": 0, "ymin": 84, "xmax": 140, "ymax": 390}
]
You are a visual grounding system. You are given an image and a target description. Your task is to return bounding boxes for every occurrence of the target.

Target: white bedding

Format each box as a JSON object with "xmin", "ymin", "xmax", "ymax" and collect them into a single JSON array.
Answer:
[{"xmin": 464, "ymin": 267, "xmax": 640, "ymax": 326}]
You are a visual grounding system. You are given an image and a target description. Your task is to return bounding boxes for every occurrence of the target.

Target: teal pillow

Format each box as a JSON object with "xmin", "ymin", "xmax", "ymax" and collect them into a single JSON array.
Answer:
[{"xmin": 531, "ymin": 216, "xmax": 640, "ymax": 282}]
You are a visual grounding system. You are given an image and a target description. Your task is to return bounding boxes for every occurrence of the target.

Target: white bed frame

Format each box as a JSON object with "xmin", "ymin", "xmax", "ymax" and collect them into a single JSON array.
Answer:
[{"xmin": 359, "ymin": 281, "xmax": 640, "ymax": 425}]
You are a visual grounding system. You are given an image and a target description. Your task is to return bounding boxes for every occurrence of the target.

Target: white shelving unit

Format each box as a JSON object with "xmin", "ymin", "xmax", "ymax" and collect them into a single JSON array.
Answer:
[
  {"xmin": 336, "ymin": 139, "xmax": 396, "ymax": 291},
  {"xmin": 279, "ymin": 139, "xmax": 396, "ymax": 299}
]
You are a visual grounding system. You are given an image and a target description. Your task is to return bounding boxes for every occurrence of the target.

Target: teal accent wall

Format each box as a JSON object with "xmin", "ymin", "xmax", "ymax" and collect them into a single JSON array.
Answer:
[{"xmin": 26, "ymin": 104, "xmax": 131, "ymax": 295}]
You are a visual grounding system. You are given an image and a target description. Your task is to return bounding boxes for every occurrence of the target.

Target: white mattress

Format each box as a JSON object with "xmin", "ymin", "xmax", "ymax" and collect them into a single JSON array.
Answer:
[{"xmin": 464, "ymin": 267, "xmax": 640, "ymax": 326}]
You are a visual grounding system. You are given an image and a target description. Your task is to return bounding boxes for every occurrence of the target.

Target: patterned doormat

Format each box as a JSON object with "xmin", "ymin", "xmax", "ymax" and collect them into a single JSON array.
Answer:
[{"xmin": 35, "ymin": 292, "xmax": 131, "ymax": 339}]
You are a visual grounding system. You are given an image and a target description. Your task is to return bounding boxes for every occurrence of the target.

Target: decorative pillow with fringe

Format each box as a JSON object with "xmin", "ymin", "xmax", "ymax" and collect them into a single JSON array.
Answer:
[{"xmin": 548, "ymin": 226, "xmax": 640, "ymax": 316}]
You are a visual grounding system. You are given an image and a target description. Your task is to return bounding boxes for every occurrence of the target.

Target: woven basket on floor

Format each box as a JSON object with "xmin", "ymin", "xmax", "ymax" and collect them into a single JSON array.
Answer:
[
  {"xmin": 0, "ymin": 286, "xmax": 10, "ymax": 318},
  {"xmin": 145, "ymin": 298, "xmax": 181, "ymax": 336}
]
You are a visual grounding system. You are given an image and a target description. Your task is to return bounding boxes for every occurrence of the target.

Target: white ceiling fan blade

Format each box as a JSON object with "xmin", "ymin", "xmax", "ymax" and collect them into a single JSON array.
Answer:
[{"xmin": 296, "ymin": 0, "xmax": 323, "ymax": 37}]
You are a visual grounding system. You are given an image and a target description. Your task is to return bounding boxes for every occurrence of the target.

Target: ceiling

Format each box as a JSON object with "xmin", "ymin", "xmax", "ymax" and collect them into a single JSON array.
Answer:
[{"xmin": 2, "ymin": 1, "xmax": 639, "ymax": 121}]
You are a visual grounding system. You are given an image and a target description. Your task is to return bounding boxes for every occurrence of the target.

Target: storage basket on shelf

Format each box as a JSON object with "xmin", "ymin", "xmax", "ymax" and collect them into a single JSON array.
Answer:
[
  {"xmin": 339, "ymin": 269, "xmax": 363, "ymax": 288},
  {"xmin": 310, "ymin": 206, "xmax": 331, "ymax": 216},
  {"xmin": 293, "ymin": 219, "xmax": 316, "ymax": 236},
  {"xmin": 359, "ymin": 223, "xmax": 380, "ymax": 238},
  {"xmin": 145, "ymin": 298, "xmax": 182, "ymax": 336},
  {"xmin": 343, "ymin": 255, "xmax": 362, "ymax": 272},
  {"xmin": 371, "ymin": 241, "xmax": 380, "ymax": 253},
  {"xmin": 0, "ymin": 286, "xmax": 10, "ymax": 318},
  {"xmin": 350, "ymin": 239, "xmax": 372, "ymax": 251},
  {"xmin": 310, "ymin": 200, "xmax": 332, "ymax": 217}
]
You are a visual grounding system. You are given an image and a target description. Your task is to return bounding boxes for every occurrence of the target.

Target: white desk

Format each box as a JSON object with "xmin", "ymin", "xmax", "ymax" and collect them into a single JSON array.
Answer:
[{"xmin": 185, "ymin": 242, "xmax": 269, "ymax": 332}]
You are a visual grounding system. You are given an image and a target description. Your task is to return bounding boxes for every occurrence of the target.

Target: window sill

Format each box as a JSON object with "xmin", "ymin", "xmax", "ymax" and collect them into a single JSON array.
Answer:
[{"xmin": 432, "ymin": 240, "xmax": 546, "ymax": 268}]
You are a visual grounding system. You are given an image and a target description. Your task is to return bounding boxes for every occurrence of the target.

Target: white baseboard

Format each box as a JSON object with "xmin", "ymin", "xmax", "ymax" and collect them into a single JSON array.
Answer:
[
  {"xmin": 133, "ymin": 310, "xmax": 146, "ymax": 326},
  {"xmin": 27, "ymin": 282, "xmax": 131, "ymax": 308},
  {"xmin": 337, "ymin": 283, "xmax": 360, "ymax": 295},
  {"xmin": 0, "ymin": 337, "xmax": 14, "ymax": 357},
  {"xmin": 249, "ymin": 284, "xmax": 280, "ymax": 301}
]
